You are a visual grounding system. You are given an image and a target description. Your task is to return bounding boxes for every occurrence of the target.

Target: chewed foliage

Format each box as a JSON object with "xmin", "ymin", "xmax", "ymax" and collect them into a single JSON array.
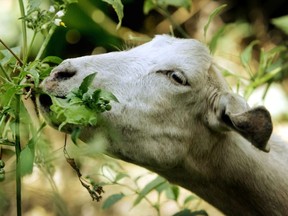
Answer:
[{"xmin": 49, "ymin": 72, "xmax": 118, "ymax": 130}]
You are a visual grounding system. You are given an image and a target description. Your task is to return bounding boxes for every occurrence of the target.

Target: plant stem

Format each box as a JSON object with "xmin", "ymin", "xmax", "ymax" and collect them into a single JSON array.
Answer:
[
  {"xmin": 18, "ymin": 0, "xmax": 28, "ymax": 65},
  {"xmin": 16, "ymin": 1, "xmax": 27, "ymax": 214},
  {"xmin": 26, "ymin": 32, "xmax": 37, "ymax": 61},
  {"xmin": 15, "ymin": 94, "xmax": 22, "ymax": 216},
  {"xmin": 0, "ymin": 64, "xmax": 12, "ymax": 82},
  {"xmin": 35, "ymin": 25, "xmax": 57, "ymax": 61}
]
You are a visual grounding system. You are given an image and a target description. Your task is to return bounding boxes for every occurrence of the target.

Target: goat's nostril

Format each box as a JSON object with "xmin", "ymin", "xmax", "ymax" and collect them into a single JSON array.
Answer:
[{"xmin": 54, "ymin": 70, "xmax": 76, "ymax": 80}]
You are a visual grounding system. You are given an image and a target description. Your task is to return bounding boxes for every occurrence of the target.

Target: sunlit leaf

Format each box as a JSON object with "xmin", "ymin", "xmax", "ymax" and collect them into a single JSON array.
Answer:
[
  {"xmin": 28, "ymin": 68, "xmax": 40, "ymax": 87},
  {"xmin": 114, "ymin": 172, "xmax": 129, "ymax": 182},
  {"xmin": 183, "ymin": 194, "xmax": 197, "ymax": 205},
  {"xmin": 240, "ymin": 40, "xmax": 259, "ymax": 68},
  {"xmin": 0, "ymin": 83, "xmax": 22, "ymax": 106},
  {"xmin": 71, "ymin": 127, "xmax": 81, "ymax": 145},
  {"xmin": 155, "ymin": 181, "xmax": 170, "ymax": 193},
  {"xmin": 102, "ymin": 0, "xmax": 124, "ymax": 29},
  {"xmin": 271, "ymin": 15, "xmax": 288, "ymax": 35},
  {"xmin": 165, "ymin": 185, "xmax": 179, "ymax": 201},
  {"xmin": 133, "ymin": 176, "xmax": 166, "ymax": 206},
  {"xmin": 204, "ymin": 4, "xmax": 227, "ymax": 41},
  {"xmin": 209, "ymin": 25, "xmax": 226, "ymax": 54},
  {"xmin": 0, "ymin": 47, "xmax": 21, "ymax": 66},
  {"xmin": 20, "ymin": 141, "xmax": 35, "ymax": 176},
  {"xmin": 143, "ymin": 0, "xmax": 155, "ymax": 14},
  {"xmin": 102, "ymin": 193, "xmax": 125, "ymax": 209}
]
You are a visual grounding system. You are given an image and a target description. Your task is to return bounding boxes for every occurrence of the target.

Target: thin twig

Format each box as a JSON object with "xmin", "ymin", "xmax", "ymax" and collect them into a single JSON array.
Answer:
[
  {"xmin": 18, "ymin": 0, "xmax": 27, "ymax": 65},
  {"xmin": 63, "ymin": 134, "xmax": 104, "ymax": 201},
  {"xmin": 0, "ymin": 39, "xmax": 23, "ymax": 66}
]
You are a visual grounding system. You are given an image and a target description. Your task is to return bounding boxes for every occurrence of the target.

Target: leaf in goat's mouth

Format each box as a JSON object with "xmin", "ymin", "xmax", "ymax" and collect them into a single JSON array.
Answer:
[{"xmin": 46, "ymin": 72, "xmax": 118, "ymax": 130}]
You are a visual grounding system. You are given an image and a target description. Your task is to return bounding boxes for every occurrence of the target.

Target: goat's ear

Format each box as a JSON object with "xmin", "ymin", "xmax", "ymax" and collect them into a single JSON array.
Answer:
[{"xmin": 208, "ymin": 93, "xmax": 273, "ymax": 152}]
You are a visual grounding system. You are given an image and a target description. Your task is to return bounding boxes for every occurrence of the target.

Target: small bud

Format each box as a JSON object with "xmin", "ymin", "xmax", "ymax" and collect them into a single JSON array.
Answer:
[
  {"xmin": 60, "ymin": 21, "xmax": 66, "ymax": 27},
  {"xmin": 54, "ymin": 18, "xmax": 61, "ymax": 26},
  {"xmin": 56, "ymin": 10, "xmax": 65, "ymax": 17},
  {"xmin": 54, "ymin": 19, "xmax": 66, "ymax": 27},
  {"xmin": 49, "ymin": 6, "xmax": 55, "ymax": 13}
]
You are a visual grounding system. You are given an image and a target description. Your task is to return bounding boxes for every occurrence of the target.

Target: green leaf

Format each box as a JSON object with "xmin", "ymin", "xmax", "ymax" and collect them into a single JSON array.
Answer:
[
  {"xmin": 78, "ymin": 72, "xmax": 97, "ymax": 95},
  {"xmin": 98, "ymin": 89, "xmax": 119, "ymax": 102},
  {"xmin": 0, "ymin": 83, "xmax": 22, "ymax": 106},
  {"xmin": 19, "ymin": 125, "xmax": 44, "ymax": 174},
  {"xmin": 0, "ymin": 47, "xmax": 21, "ymax": 66},
  {"xmin": 203, "ymin": 4, "xmax": 227, "ymax": 41},
  {"xmin": 50, "ymin": 97, "xmax": 98, "ymax": 130},
  {"xmin": 133, "ymin": 176, "xmax": 166, "ymax": 206},
  {"xmin": 41, "ymin": 56, "xmax": 63, "ymax": 65},
  {"xmin": 209, "ymin": 25, "xmax": 226, "ymax": 54},
  {"xmin": 71, "ymin": 127, "xmax": 81, "ymax": 145},
  {"xmin": 114, "ymin": 172, "xmax": 129, "ymax": 182},
  {"xmin": 165, "ymin": 185, "xmax": 179, "ymax": 201},
  {"xmin": 271, "ymin": 15, "xmax": 288, "ymax": 35},
  {"xmin": 240, "ymin": 40, "xmax": 259, "ymax": 68},
  {"xmin": 20, "ymin": 142, "xmax": 35, "ymax": 176},
  {"xmin": 143, "ymin": 0, "xmax": 155, "ymax": 14},
  {"xmin": 102, "ymin": 193, "xmax": 125, "ymax": 209},
  {"xmin": 155, "ymin": 181, "xmax": 170, "ymax": 193},
  {"xmin": 183, "ymin": 194, "xmax": 197, "ymax": 205},
  {"xmin": 102, "ymin": 0, "xmax": 124, "ymax": 29},
  {"xmin": 28, "ymin": 68, "xmax": 40, "ymax": 87}
]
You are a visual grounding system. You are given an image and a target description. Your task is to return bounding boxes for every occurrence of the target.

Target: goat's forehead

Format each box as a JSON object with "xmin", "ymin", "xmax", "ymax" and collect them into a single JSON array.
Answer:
[
  {"xmin": 59, "ymin": 35, "xmax": 212, "ymax": 79},
  {"xmin": 128, "ymin": 35, "xmax": 211, "ymax": 67},
  {"xmin": 133, "ymin": 35, "xmax": 209, "ymax": 54}
]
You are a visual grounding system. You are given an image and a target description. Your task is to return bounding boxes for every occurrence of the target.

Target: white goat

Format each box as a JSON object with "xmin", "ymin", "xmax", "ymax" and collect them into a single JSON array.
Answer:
[{"xmin": 39, "ymin": 35, "xmax": 288, "ymax": 215}]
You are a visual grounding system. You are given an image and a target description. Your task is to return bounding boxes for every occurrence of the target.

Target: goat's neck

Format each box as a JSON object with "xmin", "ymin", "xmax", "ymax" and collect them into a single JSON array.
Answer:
[{"xmin": 158, "ymin": 132, "xmax": 288, "ymax": 216}]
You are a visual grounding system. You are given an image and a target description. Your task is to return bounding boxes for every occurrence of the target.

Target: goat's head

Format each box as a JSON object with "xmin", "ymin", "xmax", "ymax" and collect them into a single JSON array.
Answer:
[{"xmin": 39, "ymin": 35, "xmax": 272, "ymax": 173}]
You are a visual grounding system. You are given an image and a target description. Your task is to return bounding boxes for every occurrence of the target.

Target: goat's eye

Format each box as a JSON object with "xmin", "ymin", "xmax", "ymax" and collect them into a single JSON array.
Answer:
[{"xmin": 168, "ymin": 71, "xmax": 187, "ymax": 85}]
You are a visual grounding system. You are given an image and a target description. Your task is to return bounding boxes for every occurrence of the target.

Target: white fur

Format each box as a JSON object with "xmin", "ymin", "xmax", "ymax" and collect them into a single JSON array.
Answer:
[{"xmin": 40, "ymin": 35, "xmax": 288, "ymax": 215}]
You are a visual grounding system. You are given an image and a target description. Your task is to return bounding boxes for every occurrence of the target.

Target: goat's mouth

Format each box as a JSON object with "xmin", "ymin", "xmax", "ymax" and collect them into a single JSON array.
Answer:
[
  {"xmin": 38, "ymin": 94, "xmax": 68, "ymax": 130},
  {"xmin": 39, "ymin": 94, "xmax": 53, "ymax": 113}
]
